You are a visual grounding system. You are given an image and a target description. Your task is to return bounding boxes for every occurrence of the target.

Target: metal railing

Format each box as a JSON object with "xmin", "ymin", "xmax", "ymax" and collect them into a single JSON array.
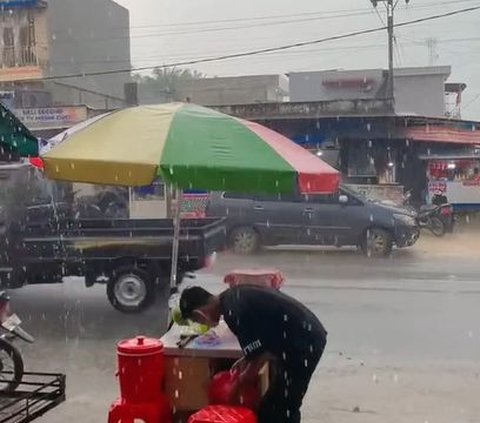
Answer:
[{"xmin": 1, "ymin": 46, "xmax": 38, "ymax": 68}]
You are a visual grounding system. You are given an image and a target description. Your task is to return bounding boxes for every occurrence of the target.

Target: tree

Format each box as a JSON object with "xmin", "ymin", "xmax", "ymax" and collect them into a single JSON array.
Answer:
[{"xmin": 134, "ymin": 67, "xmax": 204, "ymax": 103}]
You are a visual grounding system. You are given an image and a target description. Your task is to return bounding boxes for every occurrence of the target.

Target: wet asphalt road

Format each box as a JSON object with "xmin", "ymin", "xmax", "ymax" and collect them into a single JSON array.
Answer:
[{"xmin": 6, "ymin": 239, "xmax": 480, "ymax": 422}]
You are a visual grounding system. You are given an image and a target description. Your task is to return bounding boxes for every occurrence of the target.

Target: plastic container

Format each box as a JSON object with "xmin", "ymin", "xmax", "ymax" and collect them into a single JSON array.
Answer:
[
  {"xmin": 223, "ymin": 268, "xmax": 285, "ymax": 290},
  {"xmin": 188, "ymin": 405, "xmax": 257, "ymax": 423},
  {"xmin": 208, "ymin": 371, "xmax": 260, "ymax": 410},
  {"xmin": 116, "ymin": 336, "xmax": 164, "ymax": 404}
]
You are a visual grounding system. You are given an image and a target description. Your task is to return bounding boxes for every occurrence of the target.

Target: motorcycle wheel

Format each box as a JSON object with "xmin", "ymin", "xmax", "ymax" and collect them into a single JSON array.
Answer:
[
  {"xmin": 429, "ymin": 217, "xmax": 446, "ymax": 237},
  {"xmin": 0, "ymin": 338, "xmax": 24, "ymax": 392}
]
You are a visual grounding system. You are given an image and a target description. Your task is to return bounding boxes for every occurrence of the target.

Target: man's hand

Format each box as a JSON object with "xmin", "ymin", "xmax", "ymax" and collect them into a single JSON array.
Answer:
[
  {"xmin": 231, "ymin": 356, "xmax": 247, "ymax": 374},
  {"xmin": 238, "ymin": 352, "xmax": 271, "ymax": 385},
  {"xmin": 238, "ymin": 361, "xmax": 259, "ymax": 385}
]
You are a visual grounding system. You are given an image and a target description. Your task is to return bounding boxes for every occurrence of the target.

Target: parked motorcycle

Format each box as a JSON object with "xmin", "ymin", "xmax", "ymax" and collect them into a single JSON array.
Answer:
[
  {"xmin": 403, "ymin": 191, "xmax": 454, "ymax": 237},
  {"xmin": 0, "ymin": 291, "xmax": 34, "ymax": 392}
]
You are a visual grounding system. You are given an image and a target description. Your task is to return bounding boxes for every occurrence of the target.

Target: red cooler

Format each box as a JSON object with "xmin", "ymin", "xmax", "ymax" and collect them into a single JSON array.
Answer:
[
  {"xmin": 188, "ymin": 406, "xmax": 257, "ymax": 423},
  {"xmin": 224, "ymin": 268, "xmax": 285, "ymax": 290},
  {"xmin": 116, "ymin": 336, "xmax": 164, "ymax": 404}
]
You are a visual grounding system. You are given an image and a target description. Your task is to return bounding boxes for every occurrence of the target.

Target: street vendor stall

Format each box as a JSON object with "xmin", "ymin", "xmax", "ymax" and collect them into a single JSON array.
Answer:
[
  {"xmin": 35, "ymin": 102, "xmax": 340, "ymax": 422},
  {"xmin": 162, "ymin": 268, "xmax": 283, "ymax": 420},
  {"xmin": 421, "ymin": 153, "xmax": 480, "ymax": 212},
  {"xmin": 161, "ymin": 321, "xmax": 270, "ymax": 419}
]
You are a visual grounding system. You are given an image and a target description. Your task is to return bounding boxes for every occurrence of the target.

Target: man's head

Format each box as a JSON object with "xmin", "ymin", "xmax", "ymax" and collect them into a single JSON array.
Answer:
[{"xmin": 179, "ymin": 287, "xmax": 221, "ymax": 327}]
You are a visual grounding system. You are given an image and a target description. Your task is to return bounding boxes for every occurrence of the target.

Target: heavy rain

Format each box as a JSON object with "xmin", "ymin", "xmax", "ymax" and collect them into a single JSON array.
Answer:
[{"xmin": 0, "ymin": 0, "xmax": 480, "ymax": 423}]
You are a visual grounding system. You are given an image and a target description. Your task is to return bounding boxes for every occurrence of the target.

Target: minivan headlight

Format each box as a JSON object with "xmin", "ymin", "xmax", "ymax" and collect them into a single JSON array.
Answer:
[{"xmin": 394, "ymin": 214, "xmax": 416, "ymax": 226}]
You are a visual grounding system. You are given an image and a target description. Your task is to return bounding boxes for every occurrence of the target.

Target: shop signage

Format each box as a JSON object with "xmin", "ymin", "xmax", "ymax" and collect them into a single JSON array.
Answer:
[
  {"xmin": 0, "ymin": 1, "xmax": 40, "ymax": 8},
  {"xmin": 15, "ymin": 106, "xmax": 88, "ymax": 130},
  {"xmin": 428, "ymin": 181, "xmax": 447, "ymax": 195}
]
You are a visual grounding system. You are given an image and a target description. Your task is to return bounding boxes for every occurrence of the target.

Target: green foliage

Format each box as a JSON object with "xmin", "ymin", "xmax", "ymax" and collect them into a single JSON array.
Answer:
[{"xmin": 133, "ymin": 67, "xmax": 204, "ymax": 101}]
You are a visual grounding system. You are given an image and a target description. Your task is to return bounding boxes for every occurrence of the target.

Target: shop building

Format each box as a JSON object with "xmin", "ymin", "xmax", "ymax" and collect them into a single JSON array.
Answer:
[
  {"xmin": 214, "ymin": 100, "xmax": 480, "ymax": 210},
  {"xmin": 289, "ymin": 66, "xmax": 464, "ymax": 118},
  {"xmin": 0, "ymin": 0, "xmax": 130, "ymax": 110}
]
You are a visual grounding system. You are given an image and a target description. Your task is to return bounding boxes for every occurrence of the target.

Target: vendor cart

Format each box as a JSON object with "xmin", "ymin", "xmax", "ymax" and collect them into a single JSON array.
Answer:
[
  {"xmin": 0, "ymin": 372, "xmax": 66, "ymax": 423},
  {"xmin": 161, "ymin": 320, "xmax": 270, "ymax": 421}
]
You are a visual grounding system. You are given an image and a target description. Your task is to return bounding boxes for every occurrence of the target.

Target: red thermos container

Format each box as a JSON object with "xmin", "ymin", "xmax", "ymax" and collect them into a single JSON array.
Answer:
[{"xmin": 116, "ymin": 336, "xmax": 165, "ymax": 404}]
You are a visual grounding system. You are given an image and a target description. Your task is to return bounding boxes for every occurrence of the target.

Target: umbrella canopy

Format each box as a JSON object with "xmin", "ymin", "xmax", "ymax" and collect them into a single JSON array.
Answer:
[
  {"xmin": 0, "ymin": 103, "xmax": 38, "ymax": 157},
  {"xmin": 42, "ymin": 103, "xmax": 340, "ymax": 194}
]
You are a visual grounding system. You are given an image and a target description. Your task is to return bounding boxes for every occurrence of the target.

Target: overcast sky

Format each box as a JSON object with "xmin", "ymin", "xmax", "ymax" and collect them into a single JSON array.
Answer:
[{"xmin": 115, "ymin": 0, "xmax": 480, "ymax": 119}]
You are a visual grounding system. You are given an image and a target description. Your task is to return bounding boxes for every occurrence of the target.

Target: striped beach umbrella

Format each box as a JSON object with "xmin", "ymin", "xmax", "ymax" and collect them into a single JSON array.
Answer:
[{"xmin": 41, "ymin": 103, "xmax": 340, "ymax": 194}]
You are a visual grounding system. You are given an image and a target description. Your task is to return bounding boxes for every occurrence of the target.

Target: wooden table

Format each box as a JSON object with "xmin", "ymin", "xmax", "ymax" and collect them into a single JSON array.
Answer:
[{"xmin": 161, "ymin": 321, "xmax": 269, "ymax": 419}]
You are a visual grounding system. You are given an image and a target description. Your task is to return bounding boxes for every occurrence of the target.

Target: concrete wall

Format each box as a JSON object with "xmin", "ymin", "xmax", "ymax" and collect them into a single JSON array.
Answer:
[
  {"xmin": 289, "ymin": 67, "xmax": 452, "ymax": 118},
  {"xmin": 47, "ymin": 0, "xmax": 131, "ymax": 108},
  {"xmin": 289, "ymin": 69, "xmax": 386, "ymax": 102},
  {"xmin": 394, "ymin": 68, "xmax": 449, "ymax": 117},
  {"xmin": 174, "ymin": 75, "xmax": 288, "ymax": 106}
]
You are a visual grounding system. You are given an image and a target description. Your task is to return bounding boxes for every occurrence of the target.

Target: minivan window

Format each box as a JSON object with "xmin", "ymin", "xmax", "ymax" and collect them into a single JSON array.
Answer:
[{"xmin": 223, "ymin": 192, "xmax": 255, "ymax": 200}]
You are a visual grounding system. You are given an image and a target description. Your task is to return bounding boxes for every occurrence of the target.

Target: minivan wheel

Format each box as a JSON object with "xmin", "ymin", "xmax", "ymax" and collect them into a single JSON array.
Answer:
[
  {"xmin": 361, "ymin": 228, "xmax": 393, "ymax": 257},
  {"xmin": 230, "ymin": 227, "xmax": 260, "ymax": 255}
]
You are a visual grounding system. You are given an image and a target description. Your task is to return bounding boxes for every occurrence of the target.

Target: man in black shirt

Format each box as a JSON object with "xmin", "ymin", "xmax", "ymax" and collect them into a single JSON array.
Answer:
[{"xmin": 180, "ymin": 285, "xmax": 327, "ymax": 423}]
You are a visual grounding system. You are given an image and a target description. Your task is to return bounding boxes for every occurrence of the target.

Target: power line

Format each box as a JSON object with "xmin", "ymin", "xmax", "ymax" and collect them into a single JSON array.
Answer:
[
  {"xmin": 44, "ymin": 10, "xmax": 385, "ymax": 44},
  {"xmin": 43, "ymin": 0, "xmax": 480, "ymax": 44},
  {"xmin": 48, "ymin": 0, "xmax": 479, "ymax": 35},
  {"xmin": 10, "ymin": 5, "xmax": 480, "ymax": 84},
  {"xmin": 463, "ymin": 93, "xmax": 480, "ymax": 111},
  {"xmin": 49, "ymin": 35, "xmax": 480, "ymax": 67}
]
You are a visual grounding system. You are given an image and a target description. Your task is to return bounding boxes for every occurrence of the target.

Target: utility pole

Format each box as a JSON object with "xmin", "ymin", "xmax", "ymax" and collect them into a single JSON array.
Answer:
[
  {"xmin": 426, "ymin": 37, "xmax": 438, "ymax": 66},
  {"xmin": 371, "ymin": 0, "xmax": 411, "ymax": 103}
]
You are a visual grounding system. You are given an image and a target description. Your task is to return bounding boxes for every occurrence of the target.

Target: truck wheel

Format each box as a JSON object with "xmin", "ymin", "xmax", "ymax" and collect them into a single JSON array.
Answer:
[
  {"xmin": 107, "ymin": 267, "xmax": 154, "ymax": 313},
  {"xmin": 230, "ymin": 227, "xmax": 259, "ymax": 255},
  {"xmin": 361, "ymin": 228, "xmax": 392, "ymax": 257}
]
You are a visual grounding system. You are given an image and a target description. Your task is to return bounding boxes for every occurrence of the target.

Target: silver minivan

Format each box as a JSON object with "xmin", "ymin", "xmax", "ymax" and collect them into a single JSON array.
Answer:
[{"xmin": 206, "ymin": 186, "xmax": 420, "ymax": 257}]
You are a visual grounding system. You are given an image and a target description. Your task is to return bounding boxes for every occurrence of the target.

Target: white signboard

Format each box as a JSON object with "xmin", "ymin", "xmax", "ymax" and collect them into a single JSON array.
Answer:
[{"xmin": 15, "ymin": 106, "xmax": 88, "ymax": 130}]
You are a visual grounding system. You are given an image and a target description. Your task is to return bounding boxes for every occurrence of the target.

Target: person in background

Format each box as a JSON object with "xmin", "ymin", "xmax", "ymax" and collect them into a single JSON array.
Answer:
[
  {"xmin": 179, "ymin": 285, "xmax": 327, "ymax": 423},
  {"xmin": 432, "ymin": 189, "xmax": 448, "ymax": 206}
]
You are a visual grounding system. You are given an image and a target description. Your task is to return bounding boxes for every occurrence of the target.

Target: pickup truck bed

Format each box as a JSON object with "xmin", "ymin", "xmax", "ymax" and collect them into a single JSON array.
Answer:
[{"xmin": 1, "ymin": 217, "xmax": 226, "ymax": 313}]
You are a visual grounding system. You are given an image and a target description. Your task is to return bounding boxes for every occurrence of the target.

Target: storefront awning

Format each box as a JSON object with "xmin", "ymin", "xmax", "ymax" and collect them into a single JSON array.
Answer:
[{"xmin": 404, "ymin": 125, "xmax": 480, "ymax": 145}]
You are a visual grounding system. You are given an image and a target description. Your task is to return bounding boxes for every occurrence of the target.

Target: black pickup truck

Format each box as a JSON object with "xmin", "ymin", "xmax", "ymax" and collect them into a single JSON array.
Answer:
[{"xmin": 0, "ymin": 163, "xmax": 225, "ymax": 313}]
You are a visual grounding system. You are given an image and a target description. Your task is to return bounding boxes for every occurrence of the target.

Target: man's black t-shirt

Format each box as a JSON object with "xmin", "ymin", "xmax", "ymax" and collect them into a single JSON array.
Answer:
[{"xmin": 219, "ymin": 285, "xmax": 327, "ymax": 364}]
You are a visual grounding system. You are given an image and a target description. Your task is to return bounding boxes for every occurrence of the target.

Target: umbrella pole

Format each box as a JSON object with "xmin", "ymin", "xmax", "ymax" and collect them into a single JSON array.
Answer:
[{"xmin": 169, "ymin": 187, "xmax": 182, "ymax": 292}]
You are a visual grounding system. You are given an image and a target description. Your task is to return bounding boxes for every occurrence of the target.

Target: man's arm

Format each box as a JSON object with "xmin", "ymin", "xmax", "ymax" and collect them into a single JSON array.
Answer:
[{"xmin": 238, "ymin": 352, "xmax": 271, "ymax": 384}]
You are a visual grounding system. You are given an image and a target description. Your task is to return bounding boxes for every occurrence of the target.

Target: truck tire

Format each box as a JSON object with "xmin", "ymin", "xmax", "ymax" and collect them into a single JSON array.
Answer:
[
  {"xmin": 229, "ymin": 226, "xmax": 260, "ymax": 255},
  {"xmin": 107, "ymin": 267, "xmax": 155, "ymax": 313},
  {"xmin": 361, "ymin": 228, "xmax": 393, "ymax": 258}
]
